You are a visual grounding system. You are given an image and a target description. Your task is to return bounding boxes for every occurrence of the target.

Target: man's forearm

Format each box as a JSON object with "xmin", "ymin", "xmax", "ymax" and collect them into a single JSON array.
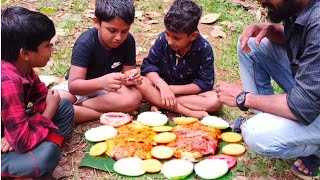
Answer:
[{"xmin": 245, "ymin": 93, "xmax": 297, "ymax": 120}]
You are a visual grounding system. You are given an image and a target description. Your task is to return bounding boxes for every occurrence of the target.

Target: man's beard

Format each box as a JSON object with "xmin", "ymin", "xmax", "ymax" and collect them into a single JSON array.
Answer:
[{"xmin": 262, "ymin": 0, "xmax": 302, "ymax": 23}]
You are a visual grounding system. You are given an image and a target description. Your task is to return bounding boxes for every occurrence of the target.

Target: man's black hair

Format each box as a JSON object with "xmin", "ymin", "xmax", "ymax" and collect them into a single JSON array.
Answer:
[
  {"xmin": 164, "ymin": 0, "xmax": 202, "ymax": 35},
  {"xmin": 95, "ymin": 0, "xmax": 135, "ymax": 25},
  {"xmin": 1, "ymin": 6, "xmax": 56, "ymax": 62}
]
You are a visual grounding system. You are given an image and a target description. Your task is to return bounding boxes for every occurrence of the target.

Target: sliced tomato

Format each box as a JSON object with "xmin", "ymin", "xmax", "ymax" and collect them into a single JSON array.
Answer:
[{"xmin": 207, "ymin": 154, "xmax": 237, "ymax": 168}]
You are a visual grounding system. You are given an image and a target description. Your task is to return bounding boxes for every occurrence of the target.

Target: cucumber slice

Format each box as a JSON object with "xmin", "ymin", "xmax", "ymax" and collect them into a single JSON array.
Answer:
[
  {"xmin": 201, "ymin": 116, "xmax": 229, "ymax": 129},
  {"xmin": 137, "ymin": 112, "xmax": 168, "ymax": 126},
  {"xmin": 161, "ymin": 159, "xmax": 194, "ymax": 180},
  {"xmin": 113, "ymin": 157, "xmax": 146, "ymax": 176},
  {"xmin": 195, "ymin": 159, "xmax": 229, "ymax": 179},
  {"xmin": 85, "ymin": 125, "xmax": 117, "ymax": 142}
]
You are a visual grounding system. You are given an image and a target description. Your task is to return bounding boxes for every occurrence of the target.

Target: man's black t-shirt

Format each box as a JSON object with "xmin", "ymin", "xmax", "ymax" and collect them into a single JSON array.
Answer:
[{"xmin": 67, "ymin": 28, "xmax": 136, "ymax": 80}]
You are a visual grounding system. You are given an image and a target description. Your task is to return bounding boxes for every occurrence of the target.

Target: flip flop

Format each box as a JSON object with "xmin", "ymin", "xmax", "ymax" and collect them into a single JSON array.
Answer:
[
  {"xmin": 290, "ymin": 155, "xmax": 320, "ymax": 180},
  {"xmin": 229, "ymin": 117, "xmax": 247, "ymax": 133}
]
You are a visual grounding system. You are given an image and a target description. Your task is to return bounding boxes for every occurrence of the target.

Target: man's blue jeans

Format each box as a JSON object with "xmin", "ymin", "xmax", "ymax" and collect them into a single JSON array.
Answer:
[
  {"xmin": 1, "ymin": 99, "xmax": 74, "ymax": 178},
  {"xmin": 238, "ymin": 37, "xmax": 320, "ymax": 159}
]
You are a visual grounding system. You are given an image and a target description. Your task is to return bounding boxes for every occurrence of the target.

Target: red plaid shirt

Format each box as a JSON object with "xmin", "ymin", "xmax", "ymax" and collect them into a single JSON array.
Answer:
[{"xmin": 1, "ymin": 60, "xmax": 60, "ymax": 153}]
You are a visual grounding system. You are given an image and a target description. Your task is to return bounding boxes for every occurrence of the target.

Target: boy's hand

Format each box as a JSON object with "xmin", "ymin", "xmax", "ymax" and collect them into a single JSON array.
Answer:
[
  {"xmin": 101, "ymin": 73, "xmax": 127, "ymax": 92},
  {"xmin": 46, "ymin": 90, "xmax": 61, "ymax": 110},
  {"xmin": 43, "ymin": 90, "xmax": 61, "ymax": 119},
  {"xmin": 1, "ymin": 137, "xmax": 14, "ymax": 153},
  {"xmin": 159, "ymin": 85, "xmax": 177, "ymax": 108},
  {"xmin": 124, "ymin": 69, "xmax": 142, "ymax": 85}
]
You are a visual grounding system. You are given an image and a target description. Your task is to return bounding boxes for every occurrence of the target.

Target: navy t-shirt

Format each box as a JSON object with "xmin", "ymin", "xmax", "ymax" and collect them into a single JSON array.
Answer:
[
  {"xmin": 68, "ymin": 28, "xmax": 136, "ymax": 80},
  {"xmin": 141, "ymin": 32, "xmax": 215, "ymax": 92}
]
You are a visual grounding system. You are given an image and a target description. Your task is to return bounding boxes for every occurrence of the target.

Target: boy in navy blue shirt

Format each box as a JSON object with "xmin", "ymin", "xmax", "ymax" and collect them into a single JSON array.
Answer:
[
  {"xmin": 136, "ymin": 0, "xmax": 221, "ymax": 119},
  {"xmin": 55, "ymin": 0, "xmax": 142, "ymax": 123}
]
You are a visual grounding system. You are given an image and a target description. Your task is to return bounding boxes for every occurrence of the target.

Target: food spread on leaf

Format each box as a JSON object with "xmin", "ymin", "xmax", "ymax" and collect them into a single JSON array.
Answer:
[
  {"xmin": 100, "ymin": 112, "xmax": 131, "ymax": 127},
  {"xmin": 222, "ymin": 143, "xmax": 246, "ymax": 156},
  {"xmin": 207, "ymin": 154, "xmax": 237, "ymax": 168},
  {"xmin": 137, "ymin": 111, "xmax": 168, "ymax": 126},
  {"xmin": 173, "ymin": 116, "xmax": 199, "ymax": 125},
  {"xmin": 86, "ymin": 114, "xmax": 245, "ymax": 178},
  {"xmin": 201, "ymin": 115, "xmax": 229, "ymax": 129},
  {"xmin": 113, "ymin": 157, "xmax": 145, "ymax": 176},
  {"xmin": 194, "ymin": 159, "xmax": 229, "ymax": 179},
  {"xmin": 220, "ymin": 132, "xmax": 243, "ymax": 143},
  {"xmin": 161, "ymin": 159, "xmax": 194, "ymax": 180},
  {"xmin": 85, "ymin": 125, "xmax": 117, "ymax": 142}
]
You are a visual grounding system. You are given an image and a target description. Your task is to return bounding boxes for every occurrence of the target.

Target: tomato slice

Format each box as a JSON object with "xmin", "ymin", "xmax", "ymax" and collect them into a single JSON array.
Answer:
[{"xmin": 207, "ymin": 154, "xmax": 237, "ymax": 168}]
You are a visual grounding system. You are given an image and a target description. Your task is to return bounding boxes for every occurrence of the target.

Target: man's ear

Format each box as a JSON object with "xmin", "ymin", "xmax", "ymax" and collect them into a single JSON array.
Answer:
[
  {"xmin": 19, "ymin": 48, "xmax": 31, "ymax": 62},
  {"xmin": 189, "ymin": 31, "xmax": 199, "ymax": 41},
  {"xmin": 93, "ymin": 17, "xmax": 101, "ymax": 29}
]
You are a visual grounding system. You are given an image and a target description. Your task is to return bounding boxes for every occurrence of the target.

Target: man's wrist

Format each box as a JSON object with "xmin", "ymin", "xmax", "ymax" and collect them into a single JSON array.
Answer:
[{"xmin": 236, "ymin": 92, "xmax": 249, "ymax": 111}]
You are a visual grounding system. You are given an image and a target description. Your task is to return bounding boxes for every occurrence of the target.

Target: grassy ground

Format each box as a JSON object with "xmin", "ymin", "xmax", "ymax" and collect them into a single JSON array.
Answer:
[{"xmin": 2, "ymin": 0, "xmax": 297, "ymax": 179}]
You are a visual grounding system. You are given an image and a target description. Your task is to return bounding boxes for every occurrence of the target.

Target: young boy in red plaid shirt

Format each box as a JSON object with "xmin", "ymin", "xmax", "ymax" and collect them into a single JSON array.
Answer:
[{"xmin": 1, "ymin": 7, "xmax": 74, "ymax": 178}]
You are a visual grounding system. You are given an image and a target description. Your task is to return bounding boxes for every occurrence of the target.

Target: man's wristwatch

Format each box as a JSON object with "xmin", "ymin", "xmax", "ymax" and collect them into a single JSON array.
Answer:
[{"xmin": 236, "ymin": 92, "xmax": 249, "ymax": 111}]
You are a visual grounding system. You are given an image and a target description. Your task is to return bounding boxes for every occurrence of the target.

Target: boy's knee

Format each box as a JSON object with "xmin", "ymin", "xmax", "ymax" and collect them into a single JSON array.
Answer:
[
  {"xmin": 59, "ymin": 99, "xmax": 74, "ymax": 116},
  {"xmin": 36, "ymin": 143, "xmax": 61, "ymax": 175},
  {"xmin": 55, "ymin": 99, "xmax": 74, "ymax": 136},
  {"xmin": 207, "ymin": 100, "xmax": 222, "ymax": 112},
  {"xmin": 125, "ymin": 90, "xmax": 142, "ymax": 111}
]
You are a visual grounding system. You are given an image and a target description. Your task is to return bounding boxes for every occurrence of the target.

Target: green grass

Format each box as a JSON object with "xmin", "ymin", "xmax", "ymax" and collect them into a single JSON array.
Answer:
[
  {"xmin": 4, "ymin": 0, "xmax": 293, "ymax": 179},
  {"xmin": 135, "ymin": 0, "xmax": 164, "ymax": 11},
  {"xmin": 73, "ymin": 0, "xmax": 88, "ymax": 12},
  {"xmin": 196, "ymin": 0, "xmax": 256, "ymax": 82}
]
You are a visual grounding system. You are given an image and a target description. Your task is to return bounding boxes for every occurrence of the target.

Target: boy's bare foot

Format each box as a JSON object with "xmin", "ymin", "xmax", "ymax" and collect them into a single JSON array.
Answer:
[
  {"xmin": 183, "ymin": 110, "xmax": 208, "ymax": 119},
  {"xmin": 151, "ymin": 105, "xmax": 160, "ymax": 112},
  {"xmin": 129, "ymin": 110, "xmax": 139, "ymax": 115}
]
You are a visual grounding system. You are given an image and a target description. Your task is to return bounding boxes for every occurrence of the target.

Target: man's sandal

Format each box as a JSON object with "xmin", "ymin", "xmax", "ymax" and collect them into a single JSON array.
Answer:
[
  {"xmin": 290, "ymin": 155, "xmax": 320, "ymax": 180},
  {"xmin": 229, "ymin": 117, "xmax": 247, "ymax": 133}
]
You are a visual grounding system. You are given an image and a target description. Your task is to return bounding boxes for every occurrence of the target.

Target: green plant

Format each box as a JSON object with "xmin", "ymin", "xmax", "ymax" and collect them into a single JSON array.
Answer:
[
  {"xmin": 39, "ymin": 0, "xmax": 64, "ymax": 11},
  {"xmin": 73, "ymin": 0, "xmax": 88, "ymax": 12},
  {"xmin": 39, "ymin": 7, "xmax": 56, "ymax": 15},
  {"xmin": 272, "ymin": 80, "xmax": 285, "ymax": 94}
]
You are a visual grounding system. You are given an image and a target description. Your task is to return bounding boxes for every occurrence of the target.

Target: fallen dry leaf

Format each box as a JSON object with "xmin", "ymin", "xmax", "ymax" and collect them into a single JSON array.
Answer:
[
  {"xmin": 52, "ymin": 165, "xmax": 71, "ymax": 180},
  {"xmin": 136, "ymin": 46, "xmax": 147, "ymax": 56},
  {"xmin": 146, "ymin": 20, "xmax": 159, "ymax": 24},
  {"xmin": 232, "ymin": 176, "xmax": 249, "ymax": 180},
  {"xmin": 145, "ymin": 11, "xmax": 162, "ymax": 18},
  {"xmin": 256, "ymin": 9, "xmax": 262, "ymax": 21},
  {"xmin": 220, "ymin": 21, "xmax": 233, "ymax": 29},
  {"xmin": 202, "ymin": 34, "xmax": 209, "ymax": 39},
  {"xmin": 135, "ymin": 10, "xmax": 144, "ymax": 18},
  {"xmin": 84, "ymin": 9, "xmax": 95, "ymax": 19},
  {"xmin": 210, "ymin": 29, "xmax": 227, "ymax": 39},
  {"xmin": 200, "ymin": 13, "xmax": 221, "ymax": 24}
]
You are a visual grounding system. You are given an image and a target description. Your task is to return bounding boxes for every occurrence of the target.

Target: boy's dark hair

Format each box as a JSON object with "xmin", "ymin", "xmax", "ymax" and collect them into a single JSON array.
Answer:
[
  {"xmin": 164, "ymin": 0, "xmax": 202, "ymax": 35},
  {"xmin": 95, "ymin": 0, "xmax": 135, "ymax": 25},
  {"xmin": 1, "ymin": 7, "xmax": 55, "ymax": 62}
]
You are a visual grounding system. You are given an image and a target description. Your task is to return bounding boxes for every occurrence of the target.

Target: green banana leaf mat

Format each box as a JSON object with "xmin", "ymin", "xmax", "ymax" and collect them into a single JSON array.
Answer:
[{"xmin": 80, "ymin": 139, "xmax": 232, "ymax": 179}]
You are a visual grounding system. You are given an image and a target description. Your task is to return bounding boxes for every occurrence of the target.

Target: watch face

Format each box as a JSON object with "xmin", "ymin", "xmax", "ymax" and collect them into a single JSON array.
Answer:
[{"xmin": 236, "ymin": 94, "xmax": 245, "ymax": 104}]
